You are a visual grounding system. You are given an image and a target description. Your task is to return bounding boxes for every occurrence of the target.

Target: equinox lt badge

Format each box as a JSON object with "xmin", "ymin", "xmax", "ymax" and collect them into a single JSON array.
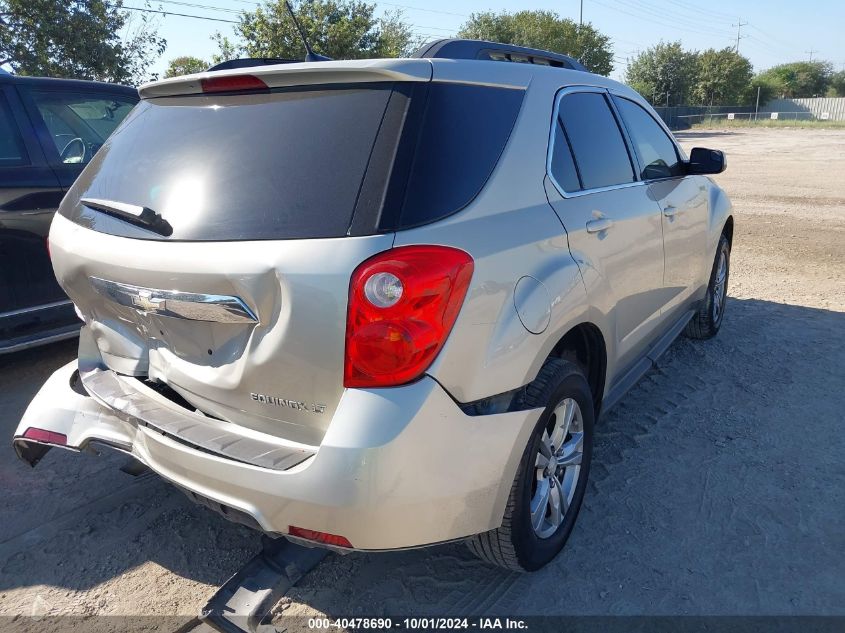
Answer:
[{"xmin": 250, "ymin": 393, "xmax": 326, "ymax": 414}]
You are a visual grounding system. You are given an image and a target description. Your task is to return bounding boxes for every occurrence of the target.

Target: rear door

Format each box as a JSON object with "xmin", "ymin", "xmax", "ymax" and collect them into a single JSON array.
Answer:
[
  {"xmin": 612, "ymin": 95, "xmax": 710, "ymax": 314},
  {"xmin": 0, "ymin": 84, "xmax": 69, "ymax": 344},
  {"xmin": 545, "ymin": 88, "xmax": 666, "ymax": 375}
]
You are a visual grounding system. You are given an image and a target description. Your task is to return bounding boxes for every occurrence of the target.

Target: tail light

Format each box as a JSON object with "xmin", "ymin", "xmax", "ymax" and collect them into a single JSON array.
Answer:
[
  {"xmin": 200, "ymin": 74, "xmax": 268, "ymax": 93},
  {"xmin": 344, "ymin": 245, "xmax": 474, "ymax": 388}
]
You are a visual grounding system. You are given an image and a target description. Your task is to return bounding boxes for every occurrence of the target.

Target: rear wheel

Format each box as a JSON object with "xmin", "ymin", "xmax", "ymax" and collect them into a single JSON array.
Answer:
[
  {"xmin": 685, "ymin": 233, "xmax": 730, "ymax": 340},
  {"xmin": 466, "ymin": 359, "xmax": 593, "ymax": 571}
]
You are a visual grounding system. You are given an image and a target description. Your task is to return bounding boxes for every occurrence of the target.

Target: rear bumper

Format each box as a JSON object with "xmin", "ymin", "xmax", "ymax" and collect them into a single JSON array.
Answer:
[{"xmin": 14, "ymin": 359, "xmax": 541, "ymax": 550}]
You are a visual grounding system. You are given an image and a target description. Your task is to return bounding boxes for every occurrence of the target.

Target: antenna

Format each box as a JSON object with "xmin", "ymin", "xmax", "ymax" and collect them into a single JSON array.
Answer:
[{"xmin": 284, "ymin": 1, "xmax": 331, "ymax": 62}]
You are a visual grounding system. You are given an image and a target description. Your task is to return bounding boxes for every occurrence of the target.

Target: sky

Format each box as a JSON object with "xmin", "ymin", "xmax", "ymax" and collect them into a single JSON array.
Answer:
[{"xmin": 137, "ymin": 0, "xmax": 845, "ymax": 81}]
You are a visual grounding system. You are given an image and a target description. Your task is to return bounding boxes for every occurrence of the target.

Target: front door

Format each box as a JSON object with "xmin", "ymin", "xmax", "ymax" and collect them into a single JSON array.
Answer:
[
  {"xmin": 545, "ymin": 88, "xmax": 666, "ymax": 374},
  {"xmin": 611, "ymin": 95, "xmax": 710, "ymax": 314}
]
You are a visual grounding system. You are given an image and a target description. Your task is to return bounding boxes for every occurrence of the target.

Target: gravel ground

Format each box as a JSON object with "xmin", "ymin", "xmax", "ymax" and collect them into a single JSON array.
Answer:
[{"xmin": 0, "ymin": 128, "xmax": 843, "ymax": 624}]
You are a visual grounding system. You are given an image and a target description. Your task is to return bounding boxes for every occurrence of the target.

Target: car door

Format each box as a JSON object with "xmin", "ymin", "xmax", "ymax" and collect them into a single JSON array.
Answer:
[
  {"xmin": 612, "ymin": 95, "xmax": 710, "ymax": 315},
  {"xmin": 0, "ymin": 84, "xmax": 68, "ymax": 342},
  {"xmin": 19, "ymin": 87, "xmax": 137, "ymax": 188},
  {"xmin": 544, "ymin": 87, "xmax": 666, "ymax": 375}
]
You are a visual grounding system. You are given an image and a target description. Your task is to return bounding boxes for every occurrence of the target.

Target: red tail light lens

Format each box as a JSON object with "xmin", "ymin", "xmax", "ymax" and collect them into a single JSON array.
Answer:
[
  {"xmin": 345, "ymin": 245, "xmax": 474, "ymax": 388},
  {"xmin": 288, "ymin": 526, "xmax": 353, "ymax": 548},
  {"xmin": 200, "ymin": 74, "xmax": 268, "ymax": 93},
  {"xmin": 22, "ymin": 427, "xmax": 67, "ymax": 445}
]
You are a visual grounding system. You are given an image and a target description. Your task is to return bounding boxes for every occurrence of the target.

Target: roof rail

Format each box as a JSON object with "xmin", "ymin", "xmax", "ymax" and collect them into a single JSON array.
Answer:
[
  {"xmin": 207, "ymin": 57, "xmax": 301, "ymax": 72},
  {"xmin": 412, "ymin": 39, "xmax": 589, "ymax": 73}
]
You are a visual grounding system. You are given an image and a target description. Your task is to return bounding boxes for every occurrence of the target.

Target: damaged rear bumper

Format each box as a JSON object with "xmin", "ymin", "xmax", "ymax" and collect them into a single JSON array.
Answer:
[{"xmin": 13, "ymin": 357, "xmax": 541, "ymax": 551}]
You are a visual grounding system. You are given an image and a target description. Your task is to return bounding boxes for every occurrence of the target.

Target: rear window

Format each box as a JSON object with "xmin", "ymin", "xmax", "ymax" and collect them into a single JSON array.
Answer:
[
  {"xmin": 62, "ymin": 81, "xmax": 524, "ymax": 241},
  {"xmin": 64, "ymin": 84, "xmax": 394, "ymax": 241}
]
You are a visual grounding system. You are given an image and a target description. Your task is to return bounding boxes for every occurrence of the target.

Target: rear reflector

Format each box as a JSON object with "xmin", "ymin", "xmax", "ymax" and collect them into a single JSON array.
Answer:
[
  {"xmin": 200, "ymin": 74, "xmax": 269, "ymax": 94},
  {"xmin": 288, "ymin": 526, "xmax": 353, "ymax": 548},
  {"xmin": 22, "ymin": 427, "xmax": 67, "ymax": 445}
]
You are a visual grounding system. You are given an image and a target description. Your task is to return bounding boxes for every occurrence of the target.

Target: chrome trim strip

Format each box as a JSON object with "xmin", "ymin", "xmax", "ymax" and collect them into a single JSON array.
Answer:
[
  {"xmin": 0, "ymin": 326, "xmax": 80, "ymax": 355},
  {"xmin": 89, "ymin": 277, "xmax": 258, "ymax": 324},
  {"xmin": 0, "ymin": 299, "xmax": 73, "ymax": 319}
]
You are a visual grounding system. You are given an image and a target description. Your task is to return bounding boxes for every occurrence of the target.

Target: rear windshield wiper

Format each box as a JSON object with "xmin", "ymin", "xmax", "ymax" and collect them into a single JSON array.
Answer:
[{"xmin": 80, "ymin": 198, "xmax": 173, "ymax": 237}]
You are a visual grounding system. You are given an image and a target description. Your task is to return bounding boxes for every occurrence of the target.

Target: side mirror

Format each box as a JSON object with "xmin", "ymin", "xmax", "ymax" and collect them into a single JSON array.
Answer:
[{"xmin": 687, "ymin": 147, "xmax": 726, "ymax": 175}]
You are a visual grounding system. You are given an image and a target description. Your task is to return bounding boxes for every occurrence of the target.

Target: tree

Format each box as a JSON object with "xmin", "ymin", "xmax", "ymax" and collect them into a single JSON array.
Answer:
[
  {"xmin": 754, "ymin": 61, "xmax": 833, "ymax": 98},
  {"xmin": 829, "ymin": 70, "xmax": 845, "ymax": 97},
  {"xmin": 215, "ymin": 0, "xmax": 417, "ymax": 62},
  {"xmin": 624, "ymin": 41, "xmax": 698, "ymax": 107},
  {"xmin": 164, "ymin": 56, "xmax": 209, "ymax": 78},
  {"xmin": 457, "ymin": 10, "xmax": 613, "ymax": 76},
  {"xmin": 0, "ymin": 0, "xmax": 165, "ymax": 84},
  {"xmin": 691, "ymin": 48, "xmax": 754, "ymax": 106}
]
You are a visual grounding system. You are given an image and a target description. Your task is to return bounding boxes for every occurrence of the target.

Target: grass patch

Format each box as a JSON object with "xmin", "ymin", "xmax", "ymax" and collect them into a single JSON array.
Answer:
[{"xmin": 691, "ymin": 118, "xmax": 845, "ymax": 129}]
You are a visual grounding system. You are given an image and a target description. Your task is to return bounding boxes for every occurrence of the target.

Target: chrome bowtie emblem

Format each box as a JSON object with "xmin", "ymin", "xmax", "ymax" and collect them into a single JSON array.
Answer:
[
  {"xmin": 131, "ymin": 290, "xmax": 165, "ymax": 313},
  {"xmin": 89, "ymin": 277, "xmax": 258, "ymax": 324}
]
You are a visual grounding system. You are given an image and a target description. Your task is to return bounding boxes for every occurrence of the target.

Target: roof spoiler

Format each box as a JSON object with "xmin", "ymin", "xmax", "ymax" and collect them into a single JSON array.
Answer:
[
  {"xmin": 412, "ymin": 38, "xmax": 589, "ymax": 72},
  {"xmin": 138, "ymin": 59, "xmax": 432, "ymax": 99}
]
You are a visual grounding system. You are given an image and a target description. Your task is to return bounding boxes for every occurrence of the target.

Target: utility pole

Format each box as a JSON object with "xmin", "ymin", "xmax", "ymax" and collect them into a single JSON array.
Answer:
[
  {"xmin": 732, "ymin": 18, "xmax": 748, "ymax": 53},
  {"xmin": 579, "ymin": 0, "xmax": 583, "ymax": 27},
  {"xmin": 805, "ymin": 48, "xmax": 818, "ymax": 62}
]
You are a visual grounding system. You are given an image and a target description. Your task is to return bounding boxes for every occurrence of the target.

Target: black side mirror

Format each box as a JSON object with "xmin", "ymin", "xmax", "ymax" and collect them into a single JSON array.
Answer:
[{"xmin": 687, "ymin": 147, "xmax": 726, "ymax": 175}]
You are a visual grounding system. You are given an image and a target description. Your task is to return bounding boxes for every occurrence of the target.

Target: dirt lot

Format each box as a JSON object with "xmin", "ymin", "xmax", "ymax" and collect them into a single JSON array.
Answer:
[{"xmin": 1, "ymin": 128, "xmax": 843, "ymax": 624}]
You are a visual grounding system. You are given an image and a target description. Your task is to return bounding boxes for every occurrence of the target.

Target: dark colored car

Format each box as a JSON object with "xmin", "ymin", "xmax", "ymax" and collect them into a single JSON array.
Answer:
[{"xmin": 0, "ymin": 71, "xmax": 138, "ymax": 353}]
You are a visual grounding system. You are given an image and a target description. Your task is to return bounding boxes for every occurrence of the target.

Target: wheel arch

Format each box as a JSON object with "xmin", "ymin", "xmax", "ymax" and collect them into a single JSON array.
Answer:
[
  {"xmin": 545, "ymin": 322, "xmax": 607, "ymax": 416},
  {"xmin": 722, "ymin": 215, "xmax": 734, "ymax": 246}
]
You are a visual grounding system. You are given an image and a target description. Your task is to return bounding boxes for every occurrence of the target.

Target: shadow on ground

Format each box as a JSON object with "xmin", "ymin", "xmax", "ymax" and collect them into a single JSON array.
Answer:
[
  {"xmin": 278, "ymin": 298, "xmax": 845, "ymax": 618},
  {"xmin": 1, "ymin": 299, "xmax": 843, "ymax": 617}
]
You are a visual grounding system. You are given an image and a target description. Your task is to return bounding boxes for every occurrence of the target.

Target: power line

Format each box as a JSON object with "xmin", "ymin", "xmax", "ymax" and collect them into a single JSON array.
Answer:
[
  {"xmin": 122, "ymin": 4, "xmax": 239, "ymax": 23},
  {"xmin": 590, "ymin": 0, "xmax": 736, "ymax": 40}
]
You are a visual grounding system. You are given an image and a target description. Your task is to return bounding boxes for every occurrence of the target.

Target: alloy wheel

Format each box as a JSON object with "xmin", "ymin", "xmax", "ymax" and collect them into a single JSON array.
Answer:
[{"xmin": 530, "ymin": 397, "xmax": 584, "ymax": 539}]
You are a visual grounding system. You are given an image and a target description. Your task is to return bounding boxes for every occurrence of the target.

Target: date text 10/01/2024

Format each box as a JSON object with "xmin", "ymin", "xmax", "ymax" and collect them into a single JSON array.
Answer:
[{"xmin": 307, "ymin": 618, "xmax": 529, "ymax": 630}]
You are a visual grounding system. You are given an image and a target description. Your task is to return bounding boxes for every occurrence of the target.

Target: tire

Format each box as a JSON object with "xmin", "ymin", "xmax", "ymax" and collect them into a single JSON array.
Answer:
[
  {"xmin": 685, "ymin": 233, "xmax": 730, "ymax": 340},
  {"xmin": 466, "ymin": 359, "xmax": 594, "ymax": 572}
]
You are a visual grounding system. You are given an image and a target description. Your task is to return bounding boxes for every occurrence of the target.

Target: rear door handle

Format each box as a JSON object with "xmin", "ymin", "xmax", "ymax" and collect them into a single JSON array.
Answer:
[
  {"xmin": 662, "ymin": 205, "xmax": 677, "ymax": 217},
  {"xmin": 586, "ymin": 217, "xmax": 613, "ymax": 233}
]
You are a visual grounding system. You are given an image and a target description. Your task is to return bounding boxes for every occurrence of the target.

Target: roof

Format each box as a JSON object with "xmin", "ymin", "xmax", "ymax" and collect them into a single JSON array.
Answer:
[
  {"xmin": 0, "ymin": 73, "xmax": 137, "ymax": 97},
  {"xmin": 138, "ymin": 45, "xmax": 616, "ymax": 100}
]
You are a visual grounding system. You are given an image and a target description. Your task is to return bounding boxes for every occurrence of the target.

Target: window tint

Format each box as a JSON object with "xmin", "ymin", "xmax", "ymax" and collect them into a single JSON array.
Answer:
[
  {"xmin": 63, "ymin": 85, "xmax": 394, "ymax": 241},
  {"xmin": 557, "ymin": 92, "xmax": 634, "ymax": 190},
  {"xmin": 613, "ymin": 97, "xmax": 682, "ymax": 179},
  {"xmin": 0, "ymin": 94, "xmax": 28, "ymax": 166},
  {"xmin": 549, "ymin": 117, "xmax": 580, "ymax": 192},
  {"xmin": 30, "ymin": 91, "xmax": 136, "ymax": 165},
  {"xmin": 395, "ymin": 83, "xmax": 524, "ymax": 228}
]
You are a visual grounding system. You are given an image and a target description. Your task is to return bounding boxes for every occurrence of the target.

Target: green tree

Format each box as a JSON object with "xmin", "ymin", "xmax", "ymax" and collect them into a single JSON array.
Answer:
[
  {"xmin": 457, "ymin": 10, "xmax": 613, "ymax": 76},
  {"xmin": 754, "ymin": 61, "xmax": 833, "ymax": 98},
  {"xmin": 829, "ymin": 70, "xmax": 845, "ymax": 97},
  {"xmin": 216, "ymin": 0, "xmax": 417, "ymax": 61},
  {"xmin": 691, "ymin": 48, "xmax": 753, "ymax": 106},
  {"xmin": 0, "ymin": 0, "xmax": 165, "ymax": 83},
  {"xmin": 624, "ymin": 41, "xmax": 698, "ymax": 106},
  {"xmin": 164, "ymin": 55, "xmax": 208, "ymax": 78}
]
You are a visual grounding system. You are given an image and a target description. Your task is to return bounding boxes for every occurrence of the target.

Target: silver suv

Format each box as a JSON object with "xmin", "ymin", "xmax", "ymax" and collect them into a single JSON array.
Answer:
[{"xmin": 14, "ymin": 41, "xmax": 732, "ymax": 572}]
